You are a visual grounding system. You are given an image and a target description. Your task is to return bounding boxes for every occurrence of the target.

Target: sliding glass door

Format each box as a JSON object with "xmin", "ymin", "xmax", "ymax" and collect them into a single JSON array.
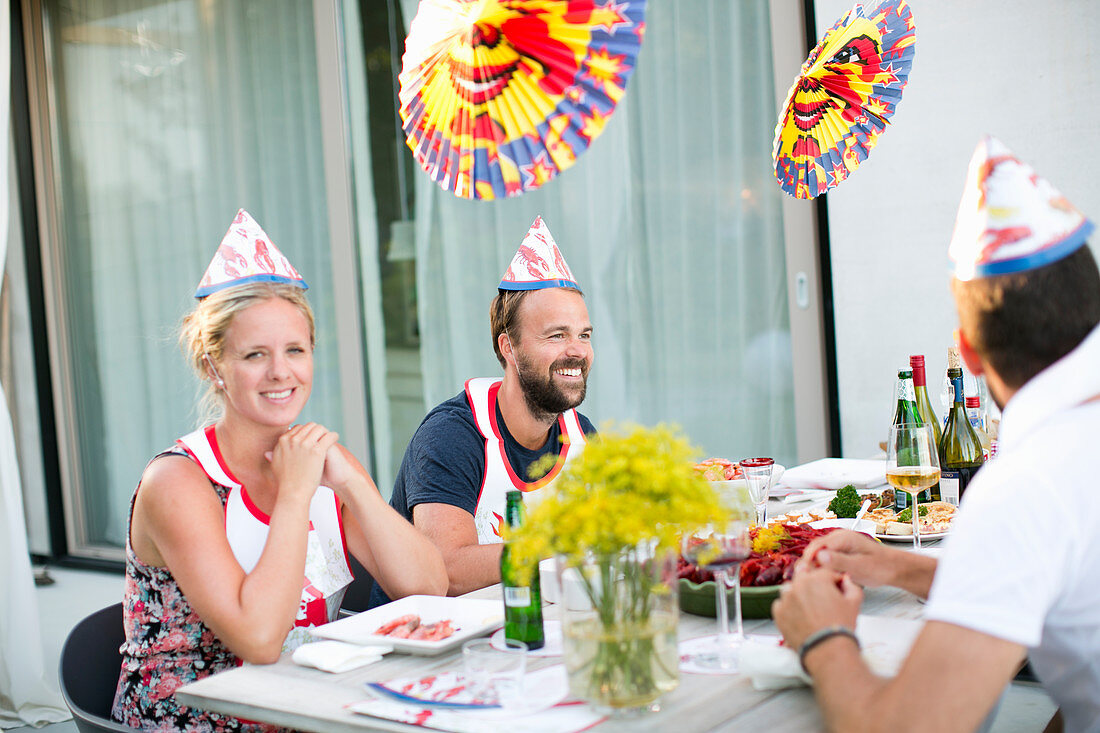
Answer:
[{"xmin": 24, "ymin": 0, "xmax": 369, "ymax": 558}]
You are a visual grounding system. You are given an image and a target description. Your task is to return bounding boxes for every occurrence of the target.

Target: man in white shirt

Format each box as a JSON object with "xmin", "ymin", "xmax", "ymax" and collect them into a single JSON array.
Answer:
[{"xmin": 773, "ymin": 136, "xmax": 1100, "ymax": 732}]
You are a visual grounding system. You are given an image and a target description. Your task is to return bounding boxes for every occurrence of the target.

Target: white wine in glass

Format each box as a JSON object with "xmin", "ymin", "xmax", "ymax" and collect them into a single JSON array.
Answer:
[{"xmin": 885, "ymin": 422, "xmax": 940, "ymax": 549}]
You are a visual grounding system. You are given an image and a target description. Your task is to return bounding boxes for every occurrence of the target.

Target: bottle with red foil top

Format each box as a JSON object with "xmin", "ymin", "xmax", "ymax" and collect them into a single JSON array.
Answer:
[
  {"xmin": 965, "ymin": 396, "xmax": 992, "ymax": 461},
  {"xmin": 909, "ymin": 355, "xmax": 941, "ymax": 501}
]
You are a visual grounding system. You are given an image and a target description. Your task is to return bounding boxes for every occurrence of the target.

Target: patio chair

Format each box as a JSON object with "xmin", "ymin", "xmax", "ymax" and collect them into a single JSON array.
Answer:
[{"xmin": 58, "ymin": 602, "xmax": 136, "ymax": 732}]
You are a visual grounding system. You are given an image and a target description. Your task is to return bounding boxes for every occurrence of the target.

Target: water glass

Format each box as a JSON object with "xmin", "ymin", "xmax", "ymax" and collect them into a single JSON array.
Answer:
[{"xmin": 462, "ymin": 638, "xmax": 526, "ymax": 706}]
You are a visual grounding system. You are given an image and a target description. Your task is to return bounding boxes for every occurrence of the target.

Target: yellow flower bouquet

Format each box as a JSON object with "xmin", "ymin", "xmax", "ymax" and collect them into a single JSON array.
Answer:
[{"xmin": 507, "ymin": 423, "xmax": 731, "ymax": 713}]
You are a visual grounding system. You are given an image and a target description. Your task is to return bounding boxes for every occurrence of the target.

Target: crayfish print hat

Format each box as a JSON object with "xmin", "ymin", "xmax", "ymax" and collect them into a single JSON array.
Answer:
[
  {"xmin": 195, "ymin": 209, "xmax": 308, "ymax": 298},
  {"xmin": 949, "ymin": 136, "xmax": 1094, "ymax": 281},
  {"xmin": 498, "ymin": 216, "xmax": 579, "ymax": 291}
]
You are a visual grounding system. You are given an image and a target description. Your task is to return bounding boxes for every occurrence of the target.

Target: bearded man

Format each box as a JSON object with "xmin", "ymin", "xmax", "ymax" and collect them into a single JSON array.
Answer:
[{"xmin": 370, "ymin": 217, "xmax": 595, "ymax": 606}]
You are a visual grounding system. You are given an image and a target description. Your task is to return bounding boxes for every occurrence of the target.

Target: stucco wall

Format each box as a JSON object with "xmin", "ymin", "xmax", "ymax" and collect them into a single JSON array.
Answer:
[{"xmin": 812, "ymin": 0, "xmax": 1100, "ymax": 456}]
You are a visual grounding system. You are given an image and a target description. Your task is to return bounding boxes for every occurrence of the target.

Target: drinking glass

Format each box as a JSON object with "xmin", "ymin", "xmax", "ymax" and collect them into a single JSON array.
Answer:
[
  {"xmin": 740, "ymin": 457, "xmax": 775, "ymax": 527},
  {"xmin": 885, "ymin": 423, "xmax": 940, "ymax": 550},
  {"xmin": 462, "ymin": 638, "xmax": 527, "ymax": 707},
  {"xmin": 680, "ymin": 484, "xmax": 752, "ymax": 672}
]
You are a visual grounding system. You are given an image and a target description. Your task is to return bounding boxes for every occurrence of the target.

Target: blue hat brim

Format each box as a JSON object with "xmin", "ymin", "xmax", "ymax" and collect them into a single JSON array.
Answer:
[
  {"xmin": 498, "ymin": 278, "xmax": 580, "ymax": 291},
  {"xmin": 194, "ymin": 273, "xmax": 309, "ymax": 299}
]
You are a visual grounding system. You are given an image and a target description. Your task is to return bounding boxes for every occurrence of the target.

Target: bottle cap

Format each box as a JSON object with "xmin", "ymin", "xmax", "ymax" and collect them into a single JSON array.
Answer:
[
  {"xmin": 965, "ymin": 396, "xmax": 980, "ymax": 408},
  {"xmin": 908, "ymin": 355, "xmax": 925, "ymax": 367},
  {"xmin": 947, "ymin": 346, "xmax": 961, "ymax": 369}
]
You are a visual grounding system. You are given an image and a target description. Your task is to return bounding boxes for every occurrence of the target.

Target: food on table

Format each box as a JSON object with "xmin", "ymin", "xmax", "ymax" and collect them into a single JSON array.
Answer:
[
  {"xmin": 373, "ymin": 614, "xmax": 456, "ymax": 641},
  {"xmin": 871, "ymin": 501, "xmax": 957, "ymax": 535},
  {"xmin": 827, "ymin": 485, "xmax": 863, "ymax": 517},
  {"xmin": 694, "ymin": 457, "xmax": 742, "ymax": 481},
  {"xmin": 677, "ymin": 524, "xmax": 837, "ymax": 588}
]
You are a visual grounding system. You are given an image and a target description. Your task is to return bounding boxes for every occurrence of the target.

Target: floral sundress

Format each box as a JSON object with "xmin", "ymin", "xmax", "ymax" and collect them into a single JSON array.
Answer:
[{"xmin": 110, "ymin": 449, "xmax": 280, "ymax": 732}]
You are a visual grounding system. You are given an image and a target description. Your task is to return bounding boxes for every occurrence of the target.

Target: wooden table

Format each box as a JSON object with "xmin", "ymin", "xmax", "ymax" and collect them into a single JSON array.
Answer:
[{"xmin": 176, "ymin": 580, "xmax": 926, "ymax": 733}]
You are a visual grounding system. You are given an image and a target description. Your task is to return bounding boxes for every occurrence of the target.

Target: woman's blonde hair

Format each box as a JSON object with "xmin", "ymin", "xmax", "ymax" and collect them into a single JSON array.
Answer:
[{"xmin": 180, "ymin": 282, "xmax": 315, "ymax": 425}]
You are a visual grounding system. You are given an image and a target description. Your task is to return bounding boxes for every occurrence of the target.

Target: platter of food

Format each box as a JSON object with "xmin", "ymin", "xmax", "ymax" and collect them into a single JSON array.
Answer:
[
  {"xmin": 677, "ymin": 522, "xmax": 838, "ymax": 619},
  {"xmin": 867, "ymin": 501, "xmax": 957, "ymax": 542},
  {"xmin": 311, "ymin": 595, "xmax": 503, "ymax": 656}
]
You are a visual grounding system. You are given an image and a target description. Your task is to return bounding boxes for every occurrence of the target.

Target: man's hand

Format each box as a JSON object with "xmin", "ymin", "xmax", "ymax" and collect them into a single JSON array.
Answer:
[
  {"xmin": 799, "ymin": 529, "xmax": 937, "ymax": 599},
  {"xmin": 772, "ymin": 567, "xmax": 862, "ymax": 650}
]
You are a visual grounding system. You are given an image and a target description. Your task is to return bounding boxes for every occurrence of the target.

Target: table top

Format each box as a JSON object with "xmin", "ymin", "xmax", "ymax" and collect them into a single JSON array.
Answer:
[{"xmin": 176, "ymin": 578, "xmax": 925, "ymax": 733}]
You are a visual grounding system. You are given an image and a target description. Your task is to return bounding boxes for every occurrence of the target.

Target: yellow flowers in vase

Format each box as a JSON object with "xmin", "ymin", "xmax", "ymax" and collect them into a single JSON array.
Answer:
[{"xmin": 507, "ymin": 424, "xmax": 732, "ymax": 714}]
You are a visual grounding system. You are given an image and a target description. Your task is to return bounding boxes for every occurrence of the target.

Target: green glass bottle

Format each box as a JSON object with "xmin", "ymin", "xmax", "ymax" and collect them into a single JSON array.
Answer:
[
  {"xmin": 909, "ymin": 355, "xmax": 942, "ymax": 501},
  {"xmin": 501, "ymin": 491, "xmax": 544, "ymax": 650},
  {"xmin": 891, "ymin": 369, "xmax": 930, "ymax": 511},
  {"xmin": 938, "ymin": 368, "xmax": 985, "ymax": 505}
]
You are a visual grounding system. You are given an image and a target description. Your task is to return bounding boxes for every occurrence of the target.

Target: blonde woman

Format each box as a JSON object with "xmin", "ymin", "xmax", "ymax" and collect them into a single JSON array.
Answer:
[{"xmin": 112, "ymin": 211, "xmax": 446, "ymax": 731}]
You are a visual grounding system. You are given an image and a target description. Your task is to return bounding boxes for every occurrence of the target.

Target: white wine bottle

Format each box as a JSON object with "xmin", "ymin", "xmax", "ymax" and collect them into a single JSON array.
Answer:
[{"xmin": 938, "ymin": 357, "xmax": 985, "ymax": 505}]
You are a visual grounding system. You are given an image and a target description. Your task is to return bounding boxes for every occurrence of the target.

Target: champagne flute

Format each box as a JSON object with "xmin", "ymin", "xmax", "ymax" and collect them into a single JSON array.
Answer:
[
  {"xmin": 740, "ymin": 457, "xmax": 775, "ymax": 527},
  {"xmin": 680, "ymin": 482, "xmax": 753, "ymax": 672},
  {"xmin": 885, "ymin": 423, "xmax": 940, "ymax": 550}
]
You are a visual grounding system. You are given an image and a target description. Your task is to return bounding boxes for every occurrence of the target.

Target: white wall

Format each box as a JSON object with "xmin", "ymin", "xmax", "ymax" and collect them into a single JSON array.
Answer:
[{"xmin": 812, "ymin": 0, "xmax": 1100, "ymax": 457}]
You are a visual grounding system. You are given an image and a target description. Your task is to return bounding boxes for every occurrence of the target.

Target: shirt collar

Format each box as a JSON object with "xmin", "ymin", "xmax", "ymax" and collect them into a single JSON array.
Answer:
[{"xmin": 998, "ymin": 322, "xmax": 1100, "ymax": 451}]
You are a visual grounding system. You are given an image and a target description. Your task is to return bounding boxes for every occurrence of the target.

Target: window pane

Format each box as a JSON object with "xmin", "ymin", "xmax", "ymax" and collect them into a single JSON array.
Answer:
[{"xmin": 43, "ymin": 0, "xmax": 343, "ymax": 552}]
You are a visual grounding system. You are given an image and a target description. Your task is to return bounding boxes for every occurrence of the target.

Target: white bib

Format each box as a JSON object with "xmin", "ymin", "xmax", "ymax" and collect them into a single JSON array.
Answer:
[
  {"xmin": 464, "ymin": 378, "xmax": 588, "ymax": 544},
  {"xmin": 177, "ymin": 426, "xmax": 353, "ymax": 651}
]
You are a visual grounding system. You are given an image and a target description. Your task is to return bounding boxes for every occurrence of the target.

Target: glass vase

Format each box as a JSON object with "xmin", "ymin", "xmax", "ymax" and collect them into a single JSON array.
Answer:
[{"xmin": 556, "ymin": 542, "xmax": 680, "ymax": 714}]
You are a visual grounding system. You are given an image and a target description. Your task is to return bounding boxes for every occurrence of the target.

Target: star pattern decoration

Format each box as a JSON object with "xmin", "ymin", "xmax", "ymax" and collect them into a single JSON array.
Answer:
[
  {"xmin": 590, "ymin": 1, "xmax": 632, "ymax": 33},
  {"xmin": 521, "ymin": 149, "xmax": 557, "ymax": 187},
  {"xmin": 578, "ymin": 106, "xmax": 609, "ymax": 141},
  {"xmin": 584, "ymin": 47, "xmax": 627, "ymax": 92}
]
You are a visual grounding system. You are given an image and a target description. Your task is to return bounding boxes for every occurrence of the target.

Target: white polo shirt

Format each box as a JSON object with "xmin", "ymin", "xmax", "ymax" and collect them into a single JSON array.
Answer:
[{"xmin": 925, "ymin": 323, "xmax": 1100, "ymax": 732}]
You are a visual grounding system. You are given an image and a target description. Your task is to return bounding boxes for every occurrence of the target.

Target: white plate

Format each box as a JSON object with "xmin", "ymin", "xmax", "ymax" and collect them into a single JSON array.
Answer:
[
  {"xmin": 875, "ymin": 530, "xmax": 949, "ymax": 542},
  {"xmin": 809, "ymin": 518, "xmax": 877, "ymax": 535},
  {"xmin": 312, "ymin": 595, "xmax": 503, "ymax": 656}
]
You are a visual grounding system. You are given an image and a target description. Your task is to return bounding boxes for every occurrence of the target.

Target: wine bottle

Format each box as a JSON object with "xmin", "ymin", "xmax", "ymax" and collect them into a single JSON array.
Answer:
[
  {"xmin": 965, "ymin": 396, "xmax": 992, "ymax": 461},
  {"xmin": 891, "ymin": 369, "xmax": 929, "ymax": 511},
  {"xmin": 501, "ymin": 490, "xmax": 544, "ymax": 650},
  {"xmin": 938, "ymin": 362, "xmax": 985, "ymax": 505},
  {"xmin": 909, "ymin": 355, "xmax": 942, "ymax": 501}
]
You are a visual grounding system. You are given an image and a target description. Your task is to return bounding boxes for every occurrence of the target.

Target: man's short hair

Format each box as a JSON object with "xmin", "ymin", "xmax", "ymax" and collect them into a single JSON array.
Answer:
[
  {"xmin": 951, "ymin": 244, "xmax": 1100, "ymax": 390},
  {"xmin": 489, "ymin": 287, "xmax": 584, "ymax": 368}
]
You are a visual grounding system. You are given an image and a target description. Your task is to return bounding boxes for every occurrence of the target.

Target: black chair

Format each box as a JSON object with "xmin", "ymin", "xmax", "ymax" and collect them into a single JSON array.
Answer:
[
  {"xmin": 58, "ymin": 602, "xmax": 137, "ymax": 732},
  {"xmin": 340, "ymin": 554, "xmax": 376, "ymax": 615}
]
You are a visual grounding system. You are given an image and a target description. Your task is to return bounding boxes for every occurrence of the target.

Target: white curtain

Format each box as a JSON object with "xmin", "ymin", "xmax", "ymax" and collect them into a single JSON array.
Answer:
[
  {"xmin": 45, "ymin": 0, "xmax": 345, "ymax": 549},
  {"xmin": 402, "ymin": 0, "xmax": 796, "ymax": 464},
  {"xmin": 0, "ymin": 0, "xmax": 69, "ymax": 723}
]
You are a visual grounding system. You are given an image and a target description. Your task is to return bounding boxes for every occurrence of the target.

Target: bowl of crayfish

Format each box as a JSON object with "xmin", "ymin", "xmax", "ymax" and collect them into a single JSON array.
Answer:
[{"xmin": 677, "ymin": 523, "xmax": 838, "ymax": 619}]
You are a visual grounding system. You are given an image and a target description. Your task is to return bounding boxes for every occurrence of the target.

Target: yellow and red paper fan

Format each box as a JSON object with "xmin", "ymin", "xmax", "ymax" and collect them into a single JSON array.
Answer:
[
  {"xmin": 773, "ymin": 0, "xmax": 915, "ymax": 199},
  {"xmin": 398, "ymin": 0, "xmax": 646, "ymax": 201}
]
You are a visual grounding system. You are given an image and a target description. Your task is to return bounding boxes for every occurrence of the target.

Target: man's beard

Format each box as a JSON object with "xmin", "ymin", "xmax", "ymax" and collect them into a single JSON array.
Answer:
[{"xmin": 515, "ymin": 353, "xmax": 588, "ymax": 421}]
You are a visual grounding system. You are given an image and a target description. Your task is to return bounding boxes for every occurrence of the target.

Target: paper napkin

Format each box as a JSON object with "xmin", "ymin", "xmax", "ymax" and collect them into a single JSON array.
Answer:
[{"xmin": 291, "ymin": 640, "xmax": 392, "ymax": 673}]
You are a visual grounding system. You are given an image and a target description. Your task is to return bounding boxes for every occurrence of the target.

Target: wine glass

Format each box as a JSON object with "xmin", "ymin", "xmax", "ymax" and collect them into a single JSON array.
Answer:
[
  {"xmin": 885, "ymin": 423, "xmax": 940, "ymax": 550},
  {"xmin": 680, "ymin": 483, "xmax": 753, "ymax": 672},
  {"xmin": 740, "ymin": 457, "xmax": 775, "ymax": 527}
]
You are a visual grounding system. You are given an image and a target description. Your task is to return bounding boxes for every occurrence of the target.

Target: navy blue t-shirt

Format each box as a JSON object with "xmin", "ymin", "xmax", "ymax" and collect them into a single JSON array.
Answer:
[{"xmin": 368, "ymin": 389, "xmax": 595, "ymax": 608}]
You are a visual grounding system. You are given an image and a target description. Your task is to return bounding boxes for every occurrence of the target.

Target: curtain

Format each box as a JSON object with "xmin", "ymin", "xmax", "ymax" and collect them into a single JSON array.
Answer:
[
  {"xmin": 402, "ymin": 0, "xmax": 796, "ymax": 465},
  {"xmin": 0, "ymin": 0, "xmax": 69, "ymax": 721},
  {"xmin": 45, "ymin": 0, "xmax": 344, "ymax": 549}
]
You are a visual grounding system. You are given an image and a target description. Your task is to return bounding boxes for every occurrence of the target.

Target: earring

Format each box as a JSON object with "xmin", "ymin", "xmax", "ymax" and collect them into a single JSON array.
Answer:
[{"xmin": 216, "ymin": 379, "xmax": 225, "ymax": 388}]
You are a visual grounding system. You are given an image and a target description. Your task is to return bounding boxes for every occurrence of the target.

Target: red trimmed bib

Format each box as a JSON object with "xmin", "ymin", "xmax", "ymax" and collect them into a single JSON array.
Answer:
[
  {"xmin": 176, "ymin": 426, "xmax": 353, "ymax": 651},
  {"xmin": 464, "ymin": 378, "xmax": 588, "ymax": 544}
]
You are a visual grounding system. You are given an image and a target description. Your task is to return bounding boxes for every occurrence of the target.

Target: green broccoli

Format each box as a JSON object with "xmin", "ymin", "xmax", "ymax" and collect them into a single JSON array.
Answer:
[
  {"xmin": 896, "ymin": 504, "xmax": 930, "ymax": 522},
  {"xmin": 827, "ymin": 485, "xmax": 862, "ymax": 518}
]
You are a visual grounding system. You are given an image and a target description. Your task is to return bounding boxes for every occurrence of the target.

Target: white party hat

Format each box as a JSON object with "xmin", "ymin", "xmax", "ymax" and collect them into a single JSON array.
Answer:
[
  {"xmin": 195, "ymin": 210, "xmax": 307, "ymax": 298},
  {"xmin": 949, "ymin": 136, "xmax": 1093, "ymax": 281},
  {"xmin": 498, "ymin": 216, "xmax": 579, "ymax": 291}
]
